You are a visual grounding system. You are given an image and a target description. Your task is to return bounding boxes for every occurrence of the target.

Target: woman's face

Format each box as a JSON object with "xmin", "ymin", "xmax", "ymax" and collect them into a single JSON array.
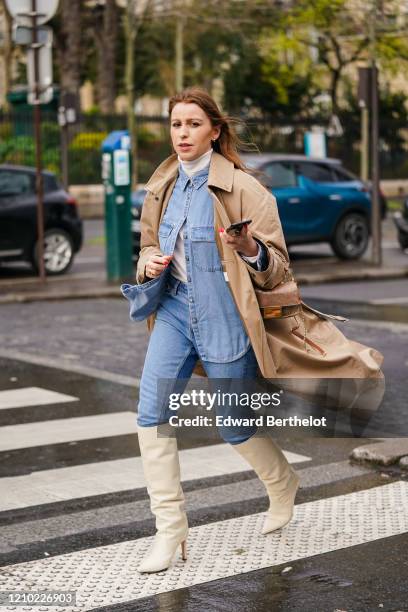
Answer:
[{"xmin": 170, "ymin": 102, "xmax": 221, "ymax": 161}]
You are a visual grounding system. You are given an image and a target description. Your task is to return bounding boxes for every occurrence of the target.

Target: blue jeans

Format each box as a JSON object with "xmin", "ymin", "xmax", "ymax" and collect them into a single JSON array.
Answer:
[{"xmin": 137, "ymin": 274, "xmax": 259, "ymax": 444}]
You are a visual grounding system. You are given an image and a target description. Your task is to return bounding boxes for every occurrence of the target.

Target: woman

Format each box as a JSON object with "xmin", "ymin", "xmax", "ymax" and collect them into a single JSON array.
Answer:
[{"xmin": 135, "ymin": 87, "xmax": 301, "ymax": 574}]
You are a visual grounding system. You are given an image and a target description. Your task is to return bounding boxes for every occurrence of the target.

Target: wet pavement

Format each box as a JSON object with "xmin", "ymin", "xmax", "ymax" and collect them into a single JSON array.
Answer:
[
  {"xmin": 1, "ymin": 217, "xmax": 407, "ymax": 611},
  {"xmin": 0, "ymin": 351, "xmax": 407, "ymax": 611},
  {"xmin": 0, "ymin": 294, "xmax": 407, "ymax": 377}
]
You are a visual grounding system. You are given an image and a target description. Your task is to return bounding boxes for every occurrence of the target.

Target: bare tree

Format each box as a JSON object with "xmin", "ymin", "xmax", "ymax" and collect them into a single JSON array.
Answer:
[
  {"xmin": 124, "ymin": 0, "xmax": 149, "ymax": 187},
  {"xmin": 53, "ymin": 0, "xmax": 82, "ymax": 96},
  {"xmin": 93, "ymin": 0, "xmax": 119, "ymax": 113},
  {"xmin": 0, "ymin": 0, "xmax": 13, "ymax": 110}
]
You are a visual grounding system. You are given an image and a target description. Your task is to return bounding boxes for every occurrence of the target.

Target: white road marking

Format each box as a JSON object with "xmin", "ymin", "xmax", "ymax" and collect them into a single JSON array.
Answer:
[
  {"xmin": 369, "ymin": 296, "xmax": 408, "ymax": 304},
  {"xmin": 0, "ymin": 387, "xmax": 78, "ymax": 410},
  {"xmin": 0, "ymin": 481, "xmax": 406, "ymax": 608},
  {"xmin": 0, "ymin": 350, "xmax": 140, "ymax": 387},
  {"xmin": 0, "ymin": 412, "xmax": 139, "ymax": 451},
  {"xmin": 0, "ymin": 444, "xmax": 310, "ymax": 511}
]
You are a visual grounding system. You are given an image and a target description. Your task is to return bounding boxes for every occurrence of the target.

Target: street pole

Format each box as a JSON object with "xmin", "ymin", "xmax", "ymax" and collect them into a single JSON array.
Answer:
[
  {"xmin": 175, "ymin": 5, "xmax": 184, "ymax": 92},
  {"xmin": 125, "ymin": 0, "xmax": 138, "ymax": 189},
  {"xmin": 360, "ymin": 105, "xmax": 369, "ymax": 182},
  {"xmin": 60, "ymin": 116, "xmax": 69, "ymax": 190},
  {"xmin": 31, "ymin": 0, "xmax": 46, "ymax": 282},
  {"xmin": 369, "ymin": 0, "xmax": 382, "ymax": 266}
]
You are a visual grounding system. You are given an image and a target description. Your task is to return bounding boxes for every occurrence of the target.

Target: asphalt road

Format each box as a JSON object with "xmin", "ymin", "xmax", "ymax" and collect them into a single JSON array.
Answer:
[
  {"xmin": 0, "ymin": 354, "xmax": 407, "ymax": 611},
  {"xmin": 0, "ymin": 218, "xmax": 407, "ymax": 611}
]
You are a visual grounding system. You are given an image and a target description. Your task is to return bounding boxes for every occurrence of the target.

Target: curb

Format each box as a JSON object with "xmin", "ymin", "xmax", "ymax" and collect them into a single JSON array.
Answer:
[
  {"xmin": 299, "ymin": 298, "xmax": 408, "ymax": 324},
  {"xmin": 0, "ymin": 287, "xmax": 121, "ymax": 304},
  {"xmin": 0, "ymin": 266, "xmax": 408, "ymax": 305},
  {"xmin": 350, "ymin": 439, "xmax": 408, "ymax": 467},
  {"xmin": 295, "ymin": 267, "xmax": 408, "ymax": 285}
]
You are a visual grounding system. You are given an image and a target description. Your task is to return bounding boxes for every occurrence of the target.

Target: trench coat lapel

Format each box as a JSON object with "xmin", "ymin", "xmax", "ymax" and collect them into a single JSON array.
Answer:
[{"xmin": 209, "ymin": 185, "xmax": 277, "ymax": 377}]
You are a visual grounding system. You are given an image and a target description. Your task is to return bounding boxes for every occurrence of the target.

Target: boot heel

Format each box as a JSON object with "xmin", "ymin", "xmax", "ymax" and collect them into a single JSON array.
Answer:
[{"xmin": 181, "ymin": 540, "xmax": 187, "ymax": 561}]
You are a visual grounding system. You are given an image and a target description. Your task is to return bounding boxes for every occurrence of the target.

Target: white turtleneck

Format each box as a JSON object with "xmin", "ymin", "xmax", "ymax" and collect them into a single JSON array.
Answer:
[
  {"xmin": 177, "ymin": 147, "xmax": 213, "ymax": 177},
  {"xmin": 170, "ymin": 147, "xmax": 262, "ymax": 282}
]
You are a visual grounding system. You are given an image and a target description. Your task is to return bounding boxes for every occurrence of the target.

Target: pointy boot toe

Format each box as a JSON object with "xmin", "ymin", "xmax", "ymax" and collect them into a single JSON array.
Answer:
[
  {"xmin": 261, "ymin": 471, "xmax": 300, "ymax": 535},
  {"xmin": 138, "ymin": 532, "xmax": 188, "ymax": 573},
  {"xmin": 231, "ymin": 435, "xmax": 300, "ymax": 535}
]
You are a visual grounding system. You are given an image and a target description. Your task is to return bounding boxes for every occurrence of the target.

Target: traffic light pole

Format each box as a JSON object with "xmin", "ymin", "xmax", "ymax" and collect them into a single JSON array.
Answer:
[
  {"xmin": 370, "ymin": 0, "xmax": 382, "ymax": 266},
  {"xmin": 31, "ymin": 0, "xmax": 46, "ymax": 282}
]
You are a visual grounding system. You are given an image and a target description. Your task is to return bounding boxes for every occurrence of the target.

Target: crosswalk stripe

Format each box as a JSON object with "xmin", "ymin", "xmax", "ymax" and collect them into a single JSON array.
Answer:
[
  {"xmin": 0, "ymin": 481, "xmax": 406, "ymax": 608},
  {"xmin": 0, "ymin": 460, "xmax": 372, "ymax": 556},
  {"xmin": 0, "ymin": 445, "xmax": 310, "ymax": 512},
  {"xmin": 0, "ymin": 387, "xmax": 78, "ymax": 410},
  {"xmin": 0, "ymin": 412, "xmax": 138, "ymax": 451}
]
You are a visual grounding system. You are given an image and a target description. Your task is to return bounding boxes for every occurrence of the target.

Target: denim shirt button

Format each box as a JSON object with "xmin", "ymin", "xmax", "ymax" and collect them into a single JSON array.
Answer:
[
  {"xmin": 183, "ymin": 233, "xmax": 187, "ymax": 239},
  {"xmin": 189, "ymin": 297, "xmax": 193, "ymax": 303},
  {"xmin": 185, "ymin": 255, "xmax": 189, "ymax": 261},
  {"xmin": 187, "ymin": 275, "xmax": 191, "ymax": 282},
  {"xmin": 192, "ymin": 317, "xmax": 197, "ymax": 323}
]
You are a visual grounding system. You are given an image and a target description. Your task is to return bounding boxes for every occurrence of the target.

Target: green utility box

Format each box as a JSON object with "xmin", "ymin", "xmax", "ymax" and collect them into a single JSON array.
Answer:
[{"xmin": 101, "ymin": 130, "xmax": 133, "ymax": 281}]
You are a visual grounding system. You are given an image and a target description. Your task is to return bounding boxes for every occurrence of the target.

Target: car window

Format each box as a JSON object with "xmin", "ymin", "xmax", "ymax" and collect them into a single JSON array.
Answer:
[
  {"xmin": 263, "ymin": 162, "xmax": 297, "ymax": 188},
  {"xmin": 296, "ymin": 163, "xmax": 334, "ymax": 183},
  {"xmin": 332, "ymin": 167, "xmax": 355, "ymax": 182},
  {"xmin": 0, "ymin": 171, "xmax": 34, "ymax": 196},
  {"xmin": 43, "ymin": 174, "xmax": 59, "ymax": 192}
]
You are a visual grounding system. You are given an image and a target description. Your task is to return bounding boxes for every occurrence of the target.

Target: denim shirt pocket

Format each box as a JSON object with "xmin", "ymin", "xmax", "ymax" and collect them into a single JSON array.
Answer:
[
  {"xmin": 190, "ymin": 225, "xmax": 223, "ymax": 272},
  {"xmin": 158, "ymin": 220, "xmax": 175, "ymax": 254}
]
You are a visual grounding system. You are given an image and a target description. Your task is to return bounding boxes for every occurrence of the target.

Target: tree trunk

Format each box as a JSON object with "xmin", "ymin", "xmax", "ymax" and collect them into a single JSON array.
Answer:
[
  {"xmin": 125, "ymin": 0, "xmax": 138, "ymax": 187},
  {"xmin": 94, "ymin": 0, "xmax": 118, "ymax": 114},
  {"xmin": 54, "ymin": 0, "xmax": 82, "ymax": 96},
  {"xmin": 0, "ymin": 0, "xmax": 12, "ymax": 110},
  {"xmin": 330, "ymin": 69, "xmax": 341, "ymax": 114}
]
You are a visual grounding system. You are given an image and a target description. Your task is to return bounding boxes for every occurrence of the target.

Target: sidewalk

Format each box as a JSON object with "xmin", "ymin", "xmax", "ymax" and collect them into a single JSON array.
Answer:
[
  {"xmin": 1, "ymin": 218, "xmax": 407, "ymax": 305},
  {"xmin": 0, "ymin": 256, "xmax": 408, "ymax": 304}
]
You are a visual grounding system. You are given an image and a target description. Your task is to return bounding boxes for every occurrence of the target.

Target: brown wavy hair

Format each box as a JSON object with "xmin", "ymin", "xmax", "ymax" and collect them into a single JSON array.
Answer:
[{"xmin": 168, "ymin": 87, "xmax": 257, "ymax": 172}]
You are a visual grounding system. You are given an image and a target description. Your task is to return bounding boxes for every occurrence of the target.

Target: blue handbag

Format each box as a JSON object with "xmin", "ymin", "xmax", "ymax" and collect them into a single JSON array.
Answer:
[{"xmin": 120, "ymin": 267, "xmax": 171, "ymax": 321}]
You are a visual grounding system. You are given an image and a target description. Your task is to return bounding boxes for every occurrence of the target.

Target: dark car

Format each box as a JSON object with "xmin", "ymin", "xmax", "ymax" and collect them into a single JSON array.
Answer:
[
  {"xmin": 393, "ymin": 197, "xmax": 408, "ymax": 250},
  {"xmin": 131, "ymin": 154, "xmax": 387, "ymax": 261},
  {"xmin": 0, "ymin": 164, "xmax": 83, "ymax": 274},
  {"xmin": 131, "ymin": 187, "xmax": 145, "ymax": 260}
]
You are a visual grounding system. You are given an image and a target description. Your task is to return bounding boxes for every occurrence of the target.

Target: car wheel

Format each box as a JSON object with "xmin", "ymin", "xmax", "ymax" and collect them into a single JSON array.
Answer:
[
  {"xmin": 330, "ymin": 213, "xmax": 369, "ymax": 260},
  {"xmin": 32, "ymin": 228, "xmax": 74, "ymax": 275},
  {"xmin": 397, "ymin": 230, "xmax": 408, "ymax": 250}
]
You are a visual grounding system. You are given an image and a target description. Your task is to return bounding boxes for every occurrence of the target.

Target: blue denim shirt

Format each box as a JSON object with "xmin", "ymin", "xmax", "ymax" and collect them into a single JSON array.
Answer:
[{"xmin": 158, "ymin": 163, "xmax": 256, "ymax": 363}]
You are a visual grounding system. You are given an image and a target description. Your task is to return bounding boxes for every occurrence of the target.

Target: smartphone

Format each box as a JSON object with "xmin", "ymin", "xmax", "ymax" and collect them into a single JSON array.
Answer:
[{"xmin": 225, "ymin": 219, "xmax": 253, "ymax": 235}]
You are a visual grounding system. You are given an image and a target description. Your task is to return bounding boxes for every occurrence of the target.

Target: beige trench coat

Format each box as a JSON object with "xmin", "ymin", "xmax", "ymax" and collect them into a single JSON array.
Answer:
[{"xmin": 136, "ymin": 151, "xmax": 384, "ymax": 382}]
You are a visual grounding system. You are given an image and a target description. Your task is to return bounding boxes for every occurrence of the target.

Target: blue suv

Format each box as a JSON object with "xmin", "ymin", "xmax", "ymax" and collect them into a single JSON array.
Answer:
[
  {"xmin": 241, "ymin": 154, "xmax": 386, "ymax": 260},
  {"xmin": 131, "ymin": 154, "xmax": 386, "ymax": 261}
]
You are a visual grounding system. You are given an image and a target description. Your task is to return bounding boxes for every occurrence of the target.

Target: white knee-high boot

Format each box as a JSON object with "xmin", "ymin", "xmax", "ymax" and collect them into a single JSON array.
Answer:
[
  {"xmin": 231, "ymin": 434, "xmax": 300, "ymax": 534},
  {"xmin": 137, "ymin": 424, "xmax": 188, "ymax": 572}
]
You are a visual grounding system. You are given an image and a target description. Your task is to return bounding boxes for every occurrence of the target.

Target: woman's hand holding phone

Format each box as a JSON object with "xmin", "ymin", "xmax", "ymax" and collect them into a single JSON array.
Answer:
[
  {"xmin": 145, "ymin": 253, "xmax": 173, "ymax": 279},
  {"xmin": 219, "ymin": 221, "xmax": 258, "ymax": 257}
]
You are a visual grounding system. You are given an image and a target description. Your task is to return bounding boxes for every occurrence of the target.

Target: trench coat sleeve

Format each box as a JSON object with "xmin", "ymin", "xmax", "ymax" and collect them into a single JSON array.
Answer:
[
  {"xmin": 239, "ymin": 181, "xmax": 290, "ymax": 290},
  {"xmin": 135, "ymin": 191, "xmax": 164, "ymax": 285}
]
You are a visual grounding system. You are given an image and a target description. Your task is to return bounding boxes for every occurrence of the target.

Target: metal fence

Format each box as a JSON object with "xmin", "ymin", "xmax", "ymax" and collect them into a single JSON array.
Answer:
[{"xmin": 1, "ymin": 110, "xmax": 407, "ymax": 185}]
